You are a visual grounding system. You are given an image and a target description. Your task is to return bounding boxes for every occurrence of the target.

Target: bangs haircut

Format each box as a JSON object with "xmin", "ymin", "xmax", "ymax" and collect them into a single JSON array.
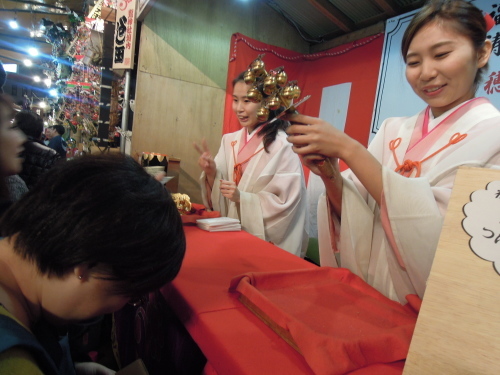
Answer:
[
  {"xmin": 402, "ymin": 0, "xmax": 488, "ymax": 84},
  {"xmin": 0, "ymin": 153, "xmax": 186, "ymax": 298}
]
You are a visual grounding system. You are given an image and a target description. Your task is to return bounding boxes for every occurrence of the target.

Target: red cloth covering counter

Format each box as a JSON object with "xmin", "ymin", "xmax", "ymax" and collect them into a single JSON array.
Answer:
[
  {"xmin": 229, "ymin": 268, "xmax": 419, "ymax": 375},
  {"xmin": 161, "ymin": 226, "xmax": 416, "ymax": 374},
  {"xmin": 162, "ymin": 226, "xmax": 317, "ymax": 374}
]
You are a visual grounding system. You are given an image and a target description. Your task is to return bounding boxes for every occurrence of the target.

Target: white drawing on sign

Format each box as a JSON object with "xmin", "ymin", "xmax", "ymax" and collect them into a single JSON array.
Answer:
[{"xmin": 462, "ymin": 180, "xmax": 500, "ymax": 276}]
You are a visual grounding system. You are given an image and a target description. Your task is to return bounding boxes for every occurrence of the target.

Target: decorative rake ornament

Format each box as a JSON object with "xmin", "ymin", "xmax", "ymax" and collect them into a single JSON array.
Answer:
[{"xmin": 243, "ymin": 55, "xmax": 335, "ymax": 179}]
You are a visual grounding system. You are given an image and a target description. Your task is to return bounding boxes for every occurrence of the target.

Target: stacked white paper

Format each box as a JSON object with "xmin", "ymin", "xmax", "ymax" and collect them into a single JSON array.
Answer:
[{"xmin": 196, "ymin": 217, "xmax": 241, "ymax": 232}]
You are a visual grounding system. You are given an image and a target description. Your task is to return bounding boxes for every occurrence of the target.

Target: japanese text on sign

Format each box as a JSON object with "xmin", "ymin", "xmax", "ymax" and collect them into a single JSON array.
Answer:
[{"xmin": 113, "ymin": 0, "xmax": 137, "ymax": 69}]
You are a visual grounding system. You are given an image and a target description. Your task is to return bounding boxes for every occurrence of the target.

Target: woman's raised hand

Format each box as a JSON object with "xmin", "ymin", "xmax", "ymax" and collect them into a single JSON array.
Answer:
[
  {"xmin": 193, "ymin": 138, "xmax": 216, "ymax": 179},
  {"xmin": 286, "ymin": 113, "xmax": 353, "ymax": 161}
]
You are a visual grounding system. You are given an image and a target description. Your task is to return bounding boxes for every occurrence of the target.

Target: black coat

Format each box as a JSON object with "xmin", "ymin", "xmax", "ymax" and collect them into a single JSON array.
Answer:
[{"xmin": 19, "ymin": 138, "xmax": 61, "ymax": 190}]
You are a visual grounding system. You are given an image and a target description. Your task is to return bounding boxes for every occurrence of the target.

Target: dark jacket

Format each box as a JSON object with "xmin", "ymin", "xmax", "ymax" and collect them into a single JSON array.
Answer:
[
  {"xmin": 48, "ymin": 135, "xmax": 67, "ymax": 159},
  {"xmin": 19, "ymin": 138, "xmax": 61, "ymax": 190}
]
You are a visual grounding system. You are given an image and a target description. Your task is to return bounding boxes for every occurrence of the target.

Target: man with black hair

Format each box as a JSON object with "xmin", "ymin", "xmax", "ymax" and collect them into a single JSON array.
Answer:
[
  {"xmin": 45, "ymin": 124, "xmax": 67, "ymax": 159},
  {"xmin": 0, "ymin": 154, "xmax": 186, "ymax": 374},
  {"xmin": 15, "ymin": 111, "xmax": 60, "ymax": 189}
]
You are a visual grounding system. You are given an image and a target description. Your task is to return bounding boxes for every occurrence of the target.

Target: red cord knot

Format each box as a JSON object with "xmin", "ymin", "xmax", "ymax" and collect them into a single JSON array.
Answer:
[
  {"xmin": 233, "ymin": 163, "xmax": 243, "ymax": 186},
  {"xmin": 389, "ymin": 132, "xmax": 467, "ymax": 178},
  {"xmin": 395, "ymin": 159, "xmax": 421, "ymax": 177},
  {"xmin": 401, "ymin": 160, "xmax": 418, "ymax": 171},
  {"xmin": 389, "ymin": 138, "xmax": 401, "ymax": 151},
  {"xmin": 449, "ymin": 133, "xmax": 467, "ymax": 144}
]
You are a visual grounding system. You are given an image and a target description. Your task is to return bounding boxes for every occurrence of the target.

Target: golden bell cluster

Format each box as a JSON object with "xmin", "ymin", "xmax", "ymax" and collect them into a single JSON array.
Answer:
[
  {"xmin": 172, "ymin": 193, "xmax": 192, "ymax": 215},
  {"xmin": 243, "ymin": 55, "xmax": 302, "ymax": 122}
]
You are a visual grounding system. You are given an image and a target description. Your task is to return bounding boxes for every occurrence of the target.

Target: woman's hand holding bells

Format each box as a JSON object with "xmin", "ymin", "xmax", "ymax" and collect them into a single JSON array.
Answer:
[{"xmin": 286, "ymin": 113, "xmax": 342, "ymax": 179}]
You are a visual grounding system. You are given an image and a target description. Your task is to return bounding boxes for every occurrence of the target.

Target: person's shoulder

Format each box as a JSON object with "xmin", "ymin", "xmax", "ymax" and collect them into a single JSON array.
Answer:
[
  {"xmin": 379, "ymin": 113, "xmax": 419, "ymax": 132},
  {"xmin": 383, "ymin": 113, "xmax": 419, "ymax": 124},
  {"xmin": 0, "ymin": 307, "xmax": 43, "ymax": 374},
  {"xmin": 271, "ymin": 130, "xmax": 292, "ymax": 148},
  {"xmin": 221, "ymin": 129, "xmax": 242, "ymax": 142},
  {"xmin": 0, "ymin": 347, "xmax": 44, "ymax": 375},
  {"xmin": 24, "ymin": 140, "xmax": 58, "ymax": 155},
  {"xmin": 474, "ymin": 97, "xmax": 500, "ymax": 116}
]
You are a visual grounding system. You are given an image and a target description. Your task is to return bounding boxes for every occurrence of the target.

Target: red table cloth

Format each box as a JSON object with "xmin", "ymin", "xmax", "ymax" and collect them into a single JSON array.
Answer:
[
  {"xmin": 162, "ymin": 226, "xmax": 417, "ymax": 375},
  {"xmin": 229, "ymin": 268, "xmax": 419, "ymax": 375}
]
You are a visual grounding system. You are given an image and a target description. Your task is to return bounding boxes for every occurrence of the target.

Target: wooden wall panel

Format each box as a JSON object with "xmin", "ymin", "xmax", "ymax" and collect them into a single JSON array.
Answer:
[
  {"xmin": 404, "ymin": 167, "xmax": 500, "ymax": 374},
  {"xmin": 138, "ymin": 25, "xmax": 221, "ymax": 89},
  {"xmin": 140, "ymin": 0, "xmax": 309, "ymax": 89},
  {"xmin": 132, "ymin": 72, "xmax": 224, "ymax": 203}
]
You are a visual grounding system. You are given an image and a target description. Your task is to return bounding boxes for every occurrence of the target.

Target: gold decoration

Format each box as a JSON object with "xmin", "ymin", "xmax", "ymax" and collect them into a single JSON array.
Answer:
[
  {"xmin": 266, "ymin": 95, "xmax": 281, "ymax": 111},
  {"xmin": 256, "ymin": 106, "xmax": 270, "ymax": 122},
  {"xmin": 247, "ymin": 87, "xmax": 263, "ymax": 103},
  {"xmin": 243, "ymin": 70, "xmax": 256, "ymax": 84},
  {"xmin": 172, "ymin": 193, "xmax": 192, "ymax": 215},
  {"xmin": 250, "ymin": 57, "xmax": 267, "ymax": 77},
  {"xmin": 243, "ymin": 56, "xmax": 304, "ymax": 118},
  {"xmin": 276, "ymin": 70, "xmax": 288, "ymax": 86},
  {"xmin": 243, "ymin": 56, "xmax": 335, "ymax": 179}
]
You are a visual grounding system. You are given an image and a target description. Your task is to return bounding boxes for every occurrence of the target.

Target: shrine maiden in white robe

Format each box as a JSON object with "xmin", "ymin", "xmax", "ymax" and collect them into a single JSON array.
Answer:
[
  {"xmin": 200, "ymin": 128, "xmax": 308, "ymax": 257},
  {"xmin": 317, "ymin": 98, "xmax": 500, "ymax": 303}
]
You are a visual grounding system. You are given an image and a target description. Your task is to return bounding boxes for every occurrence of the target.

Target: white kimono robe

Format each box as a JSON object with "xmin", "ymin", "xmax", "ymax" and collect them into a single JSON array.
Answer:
[
  {"xmin": 318, "ymin": 98, "xmax": 500, "ymax": 303},
  {"xmin": 200, "ymin": 129, "xmax": 308, "ymax": 257}
]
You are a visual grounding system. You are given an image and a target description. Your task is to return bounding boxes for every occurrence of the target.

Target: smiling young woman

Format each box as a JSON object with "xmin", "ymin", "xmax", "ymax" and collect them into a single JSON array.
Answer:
[
  {"xmin": 194, "ymin": 71, "xmax": 308, "ymax": 257},
  {"xmin": 286, "ymin": 0, "xmax": 500, "ymax": 303}
]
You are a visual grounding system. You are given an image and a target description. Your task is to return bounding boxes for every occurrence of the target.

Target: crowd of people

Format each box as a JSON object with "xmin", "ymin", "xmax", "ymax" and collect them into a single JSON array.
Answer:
[{"xmin": 0, "ymin": 0, "xmax": 499, "ymax": 373}]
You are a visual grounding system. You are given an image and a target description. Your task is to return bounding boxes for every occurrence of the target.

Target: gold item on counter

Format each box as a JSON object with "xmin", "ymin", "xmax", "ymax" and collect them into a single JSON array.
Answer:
[{"xmin": 172, "ymin": 193, "xmax": 192, "ymax": 215}]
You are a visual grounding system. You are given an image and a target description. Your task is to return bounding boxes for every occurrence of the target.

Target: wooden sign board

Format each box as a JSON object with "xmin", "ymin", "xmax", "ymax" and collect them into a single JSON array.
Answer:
[
  {"xmin": 112, "ymin": 0, "xmax": 138, "ymax": 70},
  {"xmin": 404, "ymin": 166, "xmax": 500, "ymax": 374}
]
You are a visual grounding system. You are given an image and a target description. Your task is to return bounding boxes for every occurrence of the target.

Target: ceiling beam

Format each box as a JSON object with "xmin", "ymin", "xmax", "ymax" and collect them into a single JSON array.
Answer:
[
  {"xmin": 372, "ymin": 0, "xmax": 397, "ymax": 16},
  {"xmin": 0, "ymin": 8, "xmax": 72, "ymax": 16},
  {"xmin": 0, "ymin": 54, "xmax": 22, "ymax": 63},
  {"xmin": 307, "ymin": 0, "xmax": 355, "ymax": 33},
  {"xmin": 2, "ymin": 0, "xmax": 84, "ymax": 15},
  {"xmin": 0, "ymin": 44, "xmax": 51, "ymax": 61},
  {"xmin": 0, "ymin": 32, "xmax": 47, "ymax": 44},
  {"xmin": 0, "ymin": 48, "xmax": 35, "ymax": 63},
  {"xmin": 5, "ymin": 0, "xmax": 67, "ymax": 12}
]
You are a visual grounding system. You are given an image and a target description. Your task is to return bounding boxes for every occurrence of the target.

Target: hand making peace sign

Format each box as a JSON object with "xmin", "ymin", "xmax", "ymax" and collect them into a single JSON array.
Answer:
[{"xmin": 193, "ymin": 138, "xmax": 216, "ymax": 184}]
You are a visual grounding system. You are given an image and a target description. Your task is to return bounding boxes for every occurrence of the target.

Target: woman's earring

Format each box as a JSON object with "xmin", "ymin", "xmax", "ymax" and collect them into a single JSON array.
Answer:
[{"xmin": 78, "ymin": 275, "xmax": 83, "ymax": 280}]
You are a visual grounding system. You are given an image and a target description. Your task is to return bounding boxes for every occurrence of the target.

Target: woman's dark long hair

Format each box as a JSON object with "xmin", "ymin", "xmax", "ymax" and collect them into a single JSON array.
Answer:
[{"xmin": 232, "ymin": 71, "xmax": 289, "ymax": 152}]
